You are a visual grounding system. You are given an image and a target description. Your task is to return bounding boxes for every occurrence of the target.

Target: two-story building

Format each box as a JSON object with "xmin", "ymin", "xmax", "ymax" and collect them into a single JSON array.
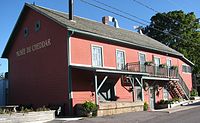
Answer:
[{"xmin": 1, "ymin": 3, "xmax": 193, "ymax": 116}]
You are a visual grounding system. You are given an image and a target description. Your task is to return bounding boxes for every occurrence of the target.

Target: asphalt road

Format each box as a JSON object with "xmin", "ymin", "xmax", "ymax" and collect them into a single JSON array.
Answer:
[{"xmin": 50, "ymin": 102, "xmax": 200, "ymax": 123}]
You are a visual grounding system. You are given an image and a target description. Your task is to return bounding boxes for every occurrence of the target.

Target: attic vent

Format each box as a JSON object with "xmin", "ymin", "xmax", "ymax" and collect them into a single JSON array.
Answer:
[
  {"xmin": 35, "ymin": 20, "xmax": 41, "ymax": 32},
  {"xmin": 102, "ymin": 16, "xmax": 119, "ymax": 28},
  {"xmin": 24, "ymin": 27, "xmax": 29, "ymax": 37}
]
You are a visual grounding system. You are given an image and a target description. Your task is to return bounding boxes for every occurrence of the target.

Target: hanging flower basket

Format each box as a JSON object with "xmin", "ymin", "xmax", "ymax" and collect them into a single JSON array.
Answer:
[
  {"xmin": 144, "ymin": 61, "xmax": 154, "ymax": 66},
  {"xmin": 170, "ymin": 66, "xmax": 178, "ymax": 70},
  {"xmin": 159, "ymin": 64, "xmax": 167, "ymax": 68}
]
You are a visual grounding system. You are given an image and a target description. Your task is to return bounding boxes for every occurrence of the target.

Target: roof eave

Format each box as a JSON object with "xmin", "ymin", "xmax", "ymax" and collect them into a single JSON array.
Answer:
[{"xmin": 181, "ymin": 56, "xmax": 194, "ymax": 66}]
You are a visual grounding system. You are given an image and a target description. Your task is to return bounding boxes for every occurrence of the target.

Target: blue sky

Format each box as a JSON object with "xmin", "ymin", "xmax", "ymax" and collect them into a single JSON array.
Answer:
[{"xmin": 0, "ymin": 0, "xmax": 200, "ymax": 73}]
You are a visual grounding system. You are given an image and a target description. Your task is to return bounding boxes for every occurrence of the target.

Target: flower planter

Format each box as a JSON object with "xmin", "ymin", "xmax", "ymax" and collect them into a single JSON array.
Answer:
[
  {"xmin": 0, "ymin": 110, "xmax": 55, "ymax": 123},
  {"xmin": 155, "ymin": 104, "xmax": 168, "ymax": 109}
]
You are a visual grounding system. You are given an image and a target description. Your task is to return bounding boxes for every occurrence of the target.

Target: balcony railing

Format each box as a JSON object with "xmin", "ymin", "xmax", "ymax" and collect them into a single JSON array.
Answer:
[{"xmin": 124, "ymin": 62, "xmax": 178, "ymax": 78}]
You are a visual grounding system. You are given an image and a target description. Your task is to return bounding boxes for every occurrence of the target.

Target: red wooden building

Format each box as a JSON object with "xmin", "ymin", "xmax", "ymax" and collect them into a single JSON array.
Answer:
[{"xmin": 1, "ymin": 3, "xmax": 193, "ymax": 115}]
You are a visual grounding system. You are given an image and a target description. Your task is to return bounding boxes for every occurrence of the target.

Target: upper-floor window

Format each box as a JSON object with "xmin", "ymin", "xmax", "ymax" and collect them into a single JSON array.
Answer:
[
  {"xmin": 154, "ymin": 57, "xmax": 160, "ymax": 66},
  {"xmin": 92, "ymin": 45, "xmax": 103, "ymax": 67},
  {"xmin": 166, "ymin": 59, "xmax": 172, "ymax": 76},
  {"xmin": 116, "ymin": 50, "xmax": 125, "ymax": 69},
  {"xmin": 154, "ymin": 57, "xmax": 160, "ymax": 75},
  {"xmin": 139, "ymin": 53, "xmax": 146, "ymax": 72},
  {"xmin": 139, "ymin": 53, "xmax": 146, "ymax": 64},
  {"xmin": 166, "ymin": 59, "xmax": 172, "ymax": 68},
  {"xmin": 182, "ymin": 64, "xmax": 191, "ymax": 73}
]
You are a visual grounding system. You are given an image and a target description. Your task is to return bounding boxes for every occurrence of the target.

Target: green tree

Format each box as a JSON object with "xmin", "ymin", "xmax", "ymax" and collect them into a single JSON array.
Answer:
[{"xmin": 144, "ymin": 10, "xmax": 200, "ymax": 74}]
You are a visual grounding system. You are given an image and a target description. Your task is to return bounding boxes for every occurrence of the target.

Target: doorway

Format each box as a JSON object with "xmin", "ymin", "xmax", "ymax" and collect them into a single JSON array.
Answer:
[{"xmin": 149, "ymin": 87, "xmax": 155, "ymax": 109}]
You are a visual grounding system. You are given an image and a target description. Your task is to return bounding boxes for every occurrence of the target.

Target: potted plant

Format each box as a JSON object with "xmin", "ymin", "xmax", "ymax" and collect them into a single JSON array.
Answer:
[
  {"xmin": 143, "ymin": 102, "xmax": 148, "ymax": 111},
  {"xmin": 155, "ymin": 100, "xmax": 172, "ymax": 109},
  {"xmin": 159, "ymin": 64, "xmax": 167, "ymax": 68},
  {"xmin": 82, "ymin": 101, "xmax": 98, "ymax": 117},
  {"xmin": 170, "ymin": 66, "xmax": 178, "ymax": 70},
  {"xmin": 144, "ymin": 61, "xmax": 154, "ymax": 66}
]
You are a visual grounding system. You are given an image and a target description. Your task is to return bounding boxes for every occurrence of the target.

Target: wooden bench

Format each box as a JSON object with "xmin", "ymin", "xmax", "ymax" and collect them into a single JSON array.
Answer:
[{"xmin": 0, "ymin": 105, "xmax": 19, "ymax": 113}]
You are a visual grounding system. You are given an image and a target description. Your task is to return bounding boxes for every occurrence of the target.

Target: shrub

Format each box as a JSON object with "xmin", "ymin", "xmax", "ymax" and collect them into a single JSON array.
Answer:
[
  {"xmin": 171, "ymin": 97, "xmax": 180, "ymax": 102},
  {"xmin": 190, "ymin": 89, "xmax": 198, "ymax": 97},
  {"xmin": 82, "ymin": 101, "xmax": 98, "ymax": 117},
  {"xmin": 36, "ymin": 106, "xmax": 50, "ymax": 112},
  {"xmin": 143, "ymin": 102, "xmax": 148, "ymax": 111},
  {"xmin": 0, "ymin": 108, "xmax": 4, "ymax": 114},
  {"xmin": 19, "ymin": 106, "xmax": 33, "ymax": 113},
  {"xmin": 157, "ymin": 100, "xmax": 173, "ymax": 105}
]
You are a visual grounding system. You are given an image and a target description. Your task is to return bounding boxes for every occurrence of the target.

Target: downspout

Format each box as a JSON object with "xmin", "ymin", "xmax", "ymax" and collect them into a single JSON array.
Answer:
[{"xmin": 67, "ymin": 30, "xmax": 74, "ymax": 115}]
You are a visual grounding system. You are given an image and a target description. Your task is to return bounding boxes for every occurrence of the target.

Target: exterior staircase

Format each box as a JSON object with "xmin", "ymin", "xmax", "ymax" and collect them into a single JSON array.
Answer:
[{"xmin": 167, "ymin": 74, "xmax": 190, "ymax": 100}]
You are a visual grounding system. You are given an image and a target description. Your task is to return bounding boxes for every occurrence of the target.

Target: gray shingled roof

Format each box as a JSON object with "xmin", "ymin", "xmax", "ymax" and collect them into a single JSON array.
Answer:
[
  {"xmin": 27, "ymin": 3, "xmax": 183, "ymax": 57},
  {"xmin": 3, "ymin": 3, "xmax": 194, "ymax": 66}
]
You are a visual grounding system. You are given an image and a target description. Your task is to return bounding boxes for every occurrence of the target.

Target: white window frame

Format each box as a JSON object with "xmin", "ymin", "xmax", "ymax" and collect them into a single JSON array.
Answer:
[
  {"xmin": 154, "ymin": 56, "xmax": 161, "ymax": 66},
  {"xmin": 166, "ymin": 58, "xmax": 172, "ymax": 76},
  {"xmin": 91, "ymin": 44, "xmax": 104, "ymax": 68},
  {"xmin": 166, "ymin": 59, "xmax": 172, "ymax": 67},
  {"xmin": 116, "ymin": 49, "xmax": 126, "ymax": 70},
  {"xmin": 138, "ymin": 52, "xmax": 146, "ymax": 64}
]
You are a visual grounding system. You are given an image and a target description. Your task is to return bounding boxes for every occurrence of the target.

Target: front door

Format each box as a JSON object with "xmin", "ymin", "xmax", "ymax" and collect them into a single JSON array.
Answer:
[{"xmin": 149, "ymin": 87, "xmax": 155, "ymax": 109}]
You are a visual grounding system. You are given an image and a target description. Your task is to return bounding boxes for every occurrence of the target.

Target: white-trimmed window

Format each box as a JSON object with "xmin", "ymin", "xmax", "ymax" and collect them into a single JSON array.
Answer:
[
  {"xmin": 154, "ymin": 57, "xmax": 160, "ymax": 75},
  {"xmin": 182, "ymin": 64, "xmax": 191, "ymax": 73},
  {"xmin": 166, "ymin": 59, "xmax": 172, "ymax": 68},
  {"xmin": 139, "ymin": 53, "xmax": 146, "ymax": 72},
  {"xmin": 167, "ymin": 59, "xmax": 172, "ymax": 76},
  {"xmin": 154, "ymin": 57, "xmax": 160, "ymax": 66},
  {"xmin": 92, "ymin": 45, "xmax": 103, "ymax": 67},
  {"xmin": 116, "ymin": 50, "xmax": 125, "ymax": 69}
]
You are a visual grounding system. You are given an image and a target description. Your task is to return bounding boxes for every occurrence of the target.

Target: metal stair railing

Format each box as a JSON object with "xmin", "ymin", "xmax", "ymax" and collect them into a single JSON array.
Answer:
[{"xmin": 177, "ymin": 74, "xmax": 190, "ymax": 100}]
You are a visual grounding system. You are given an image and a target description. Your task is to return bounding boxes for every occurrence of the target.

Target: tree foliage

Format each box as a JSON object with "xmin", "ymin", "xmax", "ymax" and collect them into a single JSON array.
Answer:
[{"xmin": 144, "ymin": 10, "xmax": 200, "ymax": 74}]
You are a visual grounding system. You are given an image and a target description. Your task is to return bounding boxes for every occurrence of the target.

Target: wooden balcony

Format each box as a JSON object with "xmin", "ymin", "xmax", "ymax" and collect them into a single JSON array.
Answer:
[{"xmin": 124, "ymin": 62, "xmax": 178, "ymax": 78}]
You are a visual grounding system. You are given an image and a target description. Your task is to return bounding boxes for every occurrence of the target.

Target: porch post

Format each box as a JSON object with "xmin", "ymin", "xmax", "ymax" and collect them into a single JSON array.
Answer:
[
  {"xmin": 94, "ymin": 75, "xmax": 99, "ymax": 105},
  {"xmin": 141, "ymin": 78, "xmax": 144, "ymax": 101},
  {"xmin": 130, "ymin": 77, "xmax": 135, "ymax": 102}
]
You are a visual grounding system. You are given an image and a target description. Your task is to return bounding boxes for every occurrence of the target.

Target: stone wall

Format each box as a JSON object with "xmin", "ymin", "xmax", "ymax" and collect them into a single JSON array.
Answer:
[{"xmin": 97, "ymin": 101, "xmax": 144, "ymax": 116}]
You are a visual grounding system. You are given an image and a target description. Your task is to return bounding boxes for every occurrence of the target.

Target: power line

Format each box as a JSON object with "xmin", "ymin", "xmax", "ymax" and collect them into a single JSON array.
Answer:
[
  {"xmin": 79, "ymin": 0, "xmax": 147, "ymax": 26},
  {"xmin": 132, "ymin": 0, "xmax": 159, "ymax": 13},
  {"xmin": 79, "ymin": 0, "xmax": 182, "ymax": 38},
  {"xmin": 92, "ymin": 0, "xmax": 185, "ymax": 38},
  {"xmin": 79, "ymin": 0, "xmax": 200, "ymax": 46},
  {"xmin": 132, "ymin": 0, "xmax": 199, "ymax": 32},
  {"xmin": 131, "ymin": 0, "xmax": 200, "ymax": 45},
  {"xmin": 91, "ymin": 0, "xmax": 150, "ymax": 24}
]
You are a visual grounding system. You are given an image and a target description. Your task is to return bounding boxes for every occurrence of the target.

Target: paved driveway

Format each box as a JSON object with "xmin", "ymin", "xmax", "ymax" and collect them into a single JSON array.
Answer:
[{"xmin": 49, "ymin": 101, "xmax": 200, "ymax": 123}]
